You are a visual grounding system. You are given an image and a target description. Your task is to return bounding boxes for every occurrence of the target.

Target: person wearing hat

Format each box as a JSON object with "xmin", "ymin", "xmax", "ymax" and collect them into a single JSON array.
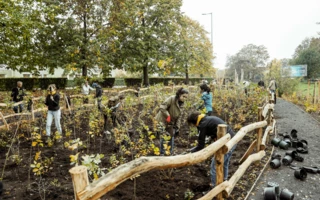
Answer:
[
  {"xmin": 155, "ymin": 87, "xmax": 189, "ymax": 156},
  {"xmin": 187, "ymin": 111, "xmax": 237, "ymax": 187},
  {"xmin": 45, "ymin": 84, "xmax": 62, "ymax": 139}
]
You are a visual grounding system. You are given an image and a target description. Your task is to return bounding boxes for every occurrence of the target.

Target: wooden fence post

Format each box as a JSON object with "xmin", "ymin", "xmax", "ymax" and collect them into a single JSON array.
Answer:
[
  {"xmin": 31, "ymin": 100, "xmax": 35, "ymax": 121},
  {"xmin": 0, "ymin": 111, "xmax": 9, "ymax": 130},
  {"xmin": 307, "ymin": 80, "xmax": 310, "ymax": 100},
  {"xmin": 69, "ymin": 166, "xmax": 89, "ymax": 200},
  {"xmin": 256, "ymin": 107, "xmax": 263, "ymax": 152},
  {"xmin": 216, "ymin": 124, "xmax": 227, "ymax": 200}
]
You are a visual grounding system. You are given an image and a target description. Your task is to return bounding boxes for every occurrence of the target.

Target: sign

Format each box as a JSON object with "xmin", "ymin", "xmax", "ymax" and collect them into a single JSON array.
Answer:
[{"xmin": 281, "ymin": 65, "xmax": 307, "ymax": 77}]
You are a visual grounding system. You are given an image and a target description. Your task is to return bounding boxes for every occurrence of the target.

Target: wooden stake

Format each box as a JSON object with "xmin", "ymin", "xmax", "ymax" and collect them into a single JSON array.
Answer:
[
  {"xmin": 239, "ymin": 139, "xmax": 257, "ymax": 164},
  {"xmin": 222, "ymin": 151, "xmax": 265, "ymax": 198},
  {"xmin": 307, "ymin": 80, "xmax": 310, "ymax": 100},
  {"xmin": 256, "ymin": 107, "xmax": 263, "ymax": 152},
  {"xmin": 69, "ymin": 166, "xmax": 89, "ymax": 200},
  {"xmin": 313, "ymin": 81, "xmax": 317, "ymax": 104},
  {"xmin": 216, "ymin": 124, "xmax": 227, "ymax": 200},
  {"xmin": 0, "ymin": 111, "xmax": 9, "ymax": 130},
  {"xmin": 31, "ymin": 101, "xmax": 35, "ymax": 121}
]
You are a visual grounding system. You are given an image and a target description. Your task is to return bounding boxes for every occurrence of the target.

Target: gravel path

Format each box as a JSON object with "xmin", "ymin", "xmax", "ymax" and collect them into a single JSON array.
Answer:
[{"xmin": 247, "ymin": 98, "xmax": 320, "ymax": 200}]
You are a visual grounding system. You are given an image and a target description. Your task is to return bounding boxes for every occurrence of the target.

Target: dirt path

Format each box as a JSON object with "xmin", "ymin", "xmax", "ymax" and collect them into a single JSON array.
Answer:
[{"xmin": 247, "ymin": 98, "xmax": 320, "ymax": 200}]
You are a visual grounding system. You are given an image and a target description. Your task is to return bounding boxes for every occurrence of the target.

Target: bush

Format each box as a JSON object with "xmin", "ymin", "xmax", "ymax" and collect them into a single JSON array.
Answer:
[
  {"xmin": 101, "ymin": 78, "xmax": 115, "ymax": 88},
  {"xmin": 0, "ymin": 78, "xmax": 68, "ymax": 91},
  {"xmin": 124, "ymin": 78, "xmax": 142, "ymax": 87}
]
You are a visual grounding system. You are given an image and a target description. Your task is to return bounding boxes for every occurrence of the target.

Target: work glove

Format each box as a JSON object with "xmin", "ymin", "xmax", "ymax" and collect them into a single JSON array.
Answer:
[
  {"xmin": 50, "ymin": 96, "xmax": 54, "ymax": 101},
  {"xmin": 166, "ymin": 115, "xmax": 171, "ymax": 123}
]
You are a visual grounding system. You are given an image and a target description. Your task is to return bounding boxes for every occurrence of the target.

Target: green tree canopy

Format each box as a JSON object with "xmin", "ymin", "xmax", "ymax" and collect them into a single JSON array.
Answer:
[{"xmin": 225, "ymin": 44, "xmax": 269, "ymax": 80}]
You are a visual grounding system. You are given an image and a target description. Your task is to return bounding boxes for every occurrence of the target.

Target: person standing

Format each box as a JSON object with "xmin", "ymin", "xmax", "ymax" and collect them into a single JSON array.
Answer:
[
  {"xmin": 155, "ymin": 87, "xmax": 189, "ymax": 156},
  {"xmin": 199, "ymin": 83, "xmax": 213, "ymax": 116},
  {"xmin": 92, "ymin": 82, "xmax": 103, "ymax": 110},
  {"xmin": 45, "ymin": 84, "xmax": 62, "ymax": 139},
  {"xmin": 81, "ymin": 81, "xmax": 95, "ymax": 104},
  {"xmin": 187, "ymin": 111, "xmax": 236, "ymax": 187},
  {"xmin": 11, "ymin": 81, "xmax": 26, "ymax": 113},
  {"xmin": 243, "ymin": 80, "xmax": 250, "ymax": 95},
  {"xmin": 258, "ymin": 79, "xmax": 265, "ymax": 88},
  {"xmin": 268, "ymin": 78, "xmax": 277, "ymax": 103}
]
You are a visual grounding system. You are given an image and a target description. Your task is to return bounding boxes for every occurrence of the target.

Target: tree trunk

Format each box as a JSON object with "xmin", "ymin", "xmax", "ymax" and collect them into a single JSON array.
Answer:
[
  {"xmin": 185, "ymin": 65, "xmax": 189, "ymax": 85},
  {"xmin": 82, "ymin": 12, "xmax": 88, "ymax": 77},
  {"xmin": 143, "ymin": 65, "xmax": 149, "ymax": 87}
]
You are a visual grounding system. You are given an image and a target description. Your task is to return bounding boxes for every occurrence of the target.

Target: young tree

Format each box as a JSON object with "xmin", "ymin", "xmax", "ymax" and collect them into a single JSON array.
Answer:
[{"xmin": 172, "ymin": 16, "xmax": 214, "ymax": 83}]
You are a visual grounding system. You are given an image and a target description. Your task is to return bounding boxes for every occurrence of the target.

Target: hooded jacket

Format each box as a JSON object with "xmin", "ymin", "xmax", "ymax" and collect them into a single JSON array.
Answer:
[
  {"xmin": 201, "ymin": 92, "xmax": 213, "ymax": 113},
  {"xmin": 155, "ymin": 95, "xmax": 184, "ymax": 131},
  {"xmin": 268, "ymin": 80, "xmax": 277, "ymax": 91},
  {"xmin": 191, "ymin": 115, "xmax": 235, "ymax": 152}
]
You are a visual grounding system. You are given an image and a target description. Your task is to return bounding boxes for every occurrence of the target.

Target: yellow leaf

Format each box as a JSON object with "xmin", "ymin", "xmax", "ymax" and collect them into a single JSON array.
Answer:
[
  {"xmin": 35, "ymin": 151, "xmax": 41, "ymax": 161},
  {"xmin": 93, "ymin": 173, "xmax": 99, "ymax": 180},
  {"xmin": 32, "ymin": 141, "xmax": 37, "ymax": 147}
]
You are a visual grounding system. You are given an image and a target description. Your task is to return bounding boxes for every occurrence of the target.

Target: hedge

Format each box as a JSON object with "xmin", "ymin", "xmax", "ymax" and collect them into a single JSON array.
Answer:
[
  {"xmin": 124, "ymin": 78, "xmax": 142, "ymax": 87},
  {"xmin": 148, "ymin": 77, "xmax": 214, "ymax": 86},
  {"xmin": 0, "ymin": 78, "xmax": 68, "ymax": 91}
]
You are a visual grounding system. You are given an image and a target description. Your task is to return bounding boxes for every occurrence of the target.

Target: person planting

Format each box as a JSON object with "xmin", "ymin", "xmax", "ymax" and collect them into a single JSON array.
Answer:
[
  {"xmin": 187, "ymin": 111, "xmax": 237, "ymax": 187},
  {"xmin": 155, "ymin": 87, "xmax": 189, "ymax": 156},
  {"xmin": 199, "ymin": 83, "xmax": 213, "ymax": 116}
]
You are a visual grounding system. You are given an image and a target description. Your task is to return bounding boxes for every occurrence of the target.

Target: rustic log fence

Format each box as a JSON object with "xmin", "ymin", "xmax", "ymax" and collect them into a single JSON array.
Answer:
[
  {"xmin": 0, "ymin": 86, "xmax": 275, "ymax": 199},
  {"xmin": 0, "ymin": 85, "xmax": 200, "ymax": 129},
  {"xmin": 68, "ymin": 101, "xmax": 275, "ymax": 200}
]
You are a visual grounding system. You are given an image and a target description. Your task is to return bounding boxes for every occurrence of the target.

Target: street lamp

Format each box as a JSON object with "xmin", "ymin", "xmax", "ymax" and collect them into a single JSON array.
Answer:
[{"xmin": 202, "ymin": 12, "xmax": 213, "ymax": 45}]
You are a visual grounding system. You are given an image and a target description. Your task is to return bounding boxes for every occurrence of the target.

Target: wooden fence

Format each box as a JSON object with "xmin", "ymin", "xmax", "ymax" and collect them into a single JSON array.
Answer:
[{"xmin": 68, "ymin": 99, "xmax": 275, "ymax": 200}]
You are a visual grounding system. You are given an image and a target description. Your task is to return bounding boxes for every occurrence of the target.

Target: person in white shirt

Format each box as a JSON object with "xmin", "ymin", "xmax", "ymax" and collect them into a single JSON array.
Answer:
[
  {"xmin": 81, "ymin": 81, "xmax": 95, "ymax": 103},
  {"xmin": 243, "ymin": 81, "xmax": 250, "ymax": 95}
]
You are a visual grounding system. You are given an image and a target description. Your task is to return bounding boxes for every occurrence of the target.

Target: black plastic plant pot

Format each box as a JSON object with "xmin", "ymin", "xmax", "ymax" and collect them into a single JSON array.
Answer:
[
  {"xmin": 271, "ymin": 138, "xmax": 281, "ymax": 147},
  {"xmin": 279, "ymin": 141, "xmax": 289, "ymax": 150},
  {"xmin": 264, "ymin": 187, "xmax": 277, "ymax": 200},
  {"xmin": 270, "ymin": 159, "xmax": 281, "ymax": 169},
  {"xmin": 282, "ymin": 155, "xmax": 293, "ymax": 166},
  {"xmin": 297, "ymin": 141, "xmax": 307, "ymax": 149},
  {"xmin": 285, "ymin": 150, "xmax": 298, "ymax": 159},
  {"xmin": 283, "ymin": 134, "xmax": 291, "ymax": 140},
  {"xmin": 271, "ymin": 153, "xmax": 282, "ymax": 160},
  {"xmin": 300, "ymin": 139, "xmax": 308, "ymax": 145},
  {"xmin": 290, "ymin": 129, "xmax": 298, "ymax": 139},
  {"xmin": 267, "ymin": 182, "xmax": 280, "ymax": 195},
  {"xmin": 294, "ymin": 168, "xmax": 307, "ymax": 180},
  {"xmin": 294, "ymin": 155, "xmax": 304, "ymax": 162},
  {"xmin": 291, "ymin": 140, "xmax": 298, "ymax": 148},
  {"xmin": 280, "ymin": 188, "xmax": 294, "ymax": 200},
  {"xmin": 284, "ymin": 138, "xmax": 292, "ymax": 147}
]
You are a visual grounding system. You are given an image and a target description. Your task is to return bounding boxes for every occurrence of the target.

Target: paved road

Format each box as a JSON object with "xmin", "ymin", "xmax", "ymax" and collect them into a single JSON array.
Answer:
[{"xmin": 247, "ymin": 98, "xmax": 320, "ymax": 200}]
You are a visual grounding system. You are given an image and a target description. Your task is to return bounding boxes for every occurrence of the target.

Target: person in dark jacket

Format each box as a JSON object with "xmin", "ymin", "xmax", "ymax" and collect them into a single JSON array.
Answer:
[
  {"xmin": 187, "ymin": 111, "xmax": 237, "ymax": 187},
  {"xmin": 11, "ymin": 81, "xmax": 26, "ymax": 113},
  {"xmin": 258, "ymin": 79, "xmax": 265, "ymax": 88},
  {"xmin": 92, "ymin": 82, "xmax": 103, "ymax": 110},
  {"xmin": 45, "ymin": 84, "xmax": 62, "ymax": 137},
  {"xmin": 155, "ymin": 87, "xmax": 189, "ymax": 155}
]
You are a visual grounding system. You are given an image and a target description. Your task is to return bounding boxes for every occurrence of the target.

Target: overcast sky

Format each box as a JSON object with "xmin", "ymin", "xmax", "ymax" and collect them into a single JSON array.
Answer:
[{"xmin": 181, "ymin": 0, "xmax": 320, "ymax": 68}]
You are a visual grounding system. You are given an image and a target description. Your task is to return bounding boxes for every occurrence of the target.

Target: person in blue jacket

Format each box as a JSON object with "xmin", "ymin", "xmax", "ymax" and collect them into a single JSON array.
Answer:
[{"xmin": 199, "ymin": 83, "xmax": 213, "ymax": 116}]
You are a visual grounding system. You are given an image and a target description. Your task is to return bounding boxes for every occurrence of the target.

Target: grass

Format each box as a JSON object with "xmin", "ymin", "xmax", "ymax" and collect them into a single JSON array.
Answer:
[{"xmin": 296, "ymin": 81, "xmax": 318, "ymax": 97}]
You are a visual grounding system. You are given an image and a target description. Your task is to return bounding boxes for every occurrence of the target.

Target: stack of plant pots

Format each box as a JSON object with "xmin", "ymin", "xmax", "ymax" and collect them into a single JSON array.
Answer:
[{"xmin": 264, "ymin": 182, "xmax": 295, "ymax": 200}]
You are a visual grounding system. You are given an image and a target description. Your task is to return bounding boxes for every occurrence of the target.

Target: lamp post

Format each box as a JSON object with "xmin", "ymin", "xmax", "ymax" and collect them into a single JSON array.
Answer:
[{"xmin": 202, "ymin": 12, "xmax": 213, "ymax": 45}]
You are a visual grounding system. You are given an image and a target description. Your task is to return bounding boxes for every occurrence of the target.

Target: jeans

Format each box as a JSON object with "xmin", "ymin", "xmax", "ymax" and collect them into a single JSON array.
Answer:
[
  {"xmin": 46, "ymin": 110, "xmax": 62, "ymax": 136},
  {"xmin": 160, "ymin": 136, "xmax": 174, "ymax": 155},
  {"xmin": 210, "ymin": 144, "xmax": 237, "ymax": 186},
  {"xmin": 13, "ymin": 103, "xmax": 24, "ymax": 113}
]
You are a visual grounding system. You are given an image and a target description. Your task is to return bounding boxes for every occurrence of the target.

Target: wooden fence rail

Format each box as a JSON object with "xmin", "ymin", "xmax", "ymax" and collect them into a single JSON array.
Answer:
[{"xmin": 69, "ymin": 102, "xmax": 275, "ymax": 200}]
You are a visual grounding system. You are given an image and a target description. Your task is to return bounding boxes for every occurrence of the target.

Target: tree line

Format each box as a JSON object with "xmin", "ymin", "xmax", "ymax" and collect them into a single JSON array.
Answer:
[{"xmin": 0, "ymin": 0, "xmax": 214, "ymax": 85}]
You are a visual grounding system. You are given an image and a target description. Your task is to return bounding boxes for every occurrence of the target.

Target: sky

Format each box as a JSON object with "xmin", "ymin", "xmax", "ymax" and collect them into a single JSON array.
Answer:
[{"xmin": 181, "ymin": 0, "xmax": 320, "ymax": 69}]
